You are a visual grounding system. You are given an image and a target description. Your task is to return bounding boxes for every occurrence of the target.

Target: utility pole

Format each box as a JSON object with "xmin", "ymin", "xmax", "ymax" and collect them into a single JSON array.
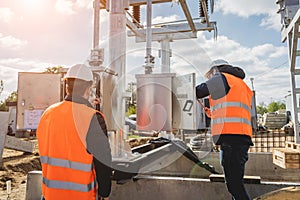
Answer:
[
  {"xmin": 0, "ymin": 80, "xmax": 3, "ymax": 95},
  {"xmin": 250, "ymin": 77, "xmax": 254, "ymax": 91}
]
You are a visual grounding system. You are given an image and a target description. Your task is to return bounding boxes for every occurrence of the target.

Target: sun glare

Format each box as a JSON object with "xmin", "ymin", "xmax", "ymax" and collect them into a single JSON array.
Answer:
[{"xmin": 23, "ymin": 0, "xmax": 43, "ymax": 9}]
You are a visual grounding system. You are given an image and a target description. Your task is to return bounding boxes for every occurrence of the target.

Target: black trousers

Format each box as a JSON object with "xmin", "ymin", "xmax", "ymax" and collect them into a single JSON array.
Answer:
[{"xmin": 220, "ymin": 143, "xmax": 251, "ymax": 200}]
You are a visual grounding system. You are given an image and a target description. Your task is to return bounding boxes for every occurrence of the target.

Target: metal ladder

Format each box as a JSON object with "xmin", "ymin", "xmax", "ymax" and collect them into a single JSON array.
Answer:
[{"xmin": 281, "ymin": 9, "xmax": 300, "ymax": 144}]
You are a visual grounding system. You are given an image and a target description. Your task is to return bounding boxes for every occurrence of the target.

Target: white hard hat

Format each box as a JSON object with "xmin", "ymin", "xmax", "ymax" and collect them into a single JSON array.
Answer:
[
  {"xmin": 64, "ymin": 64, "xmax": 93, "ymax": 82},
  {"xmin": 209, "ymin": 59, "xmax": 229, "ymax": 68}
]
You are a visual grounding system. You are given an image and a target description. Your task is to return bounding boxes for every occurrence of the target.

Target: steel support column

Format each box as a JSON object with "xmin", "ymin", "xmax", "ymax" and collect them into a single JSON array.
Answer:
[
  {"xmin": 160, "ymin": 39, "xmax": 171, "ymax": 73},
  {"xmin": 108, "ymin": 0, "xmax": 127, "ymax": 156}
]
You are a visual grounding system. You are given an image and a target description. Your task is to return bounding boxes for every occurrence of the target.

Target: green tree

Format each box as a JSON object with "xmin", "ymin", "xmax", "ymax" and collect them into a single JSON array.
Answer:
[
  {"xmin": 267, "ymin": 101, "xmax": 286, "ymax": 113},
  {"xmin": 6, "ymin": 91, "xmax": 17, "ymax": 102},
  {"xmin": 256, "ymin": 102, "xmax": 268, "ymax": 115},
  {"xmin": 0, "ymin": 91, "xmax": 17, "ymax": 111},
  {"xmin": 45, "ymin": 66, "xmax": 63, "ymax": 74},
  {"xmin": 0, "ymin": 100, "xmax": 7, "ymax": 111},
  {"xmin": 126, "ymin": 105, "xmax": 136, "ymax": 117}
]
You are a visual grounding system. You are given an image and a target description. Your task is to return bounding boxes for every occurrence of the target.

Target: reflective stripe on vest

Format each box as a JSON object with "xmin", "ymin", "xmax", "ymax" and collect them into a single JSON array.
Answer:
[
  {"xmin": 40, "ymin": 156, "xmax": 93, "ymax": 172},
  {"xmin": 211, "ymin": 117, "xmax": 252, "ymax": 126},
  {"xmin": 211, "ymin": 102, "xmax": 251, "ymax": 113},
  {"xmin": 43, "ymin": 177, "xmax": 96, "ymax": 192}
]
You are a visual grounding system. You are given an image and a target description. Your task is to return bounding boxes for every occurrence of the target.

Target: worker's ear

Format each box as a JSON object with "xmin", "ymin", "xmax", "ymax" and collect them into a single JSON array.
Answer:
[
  {"xmin": 212, "ymin": 67, "xmax": 218, "ymax": 75},
  {"xmin": 83, "ymin": 86, "xmax": 91, "ymax": 99}
]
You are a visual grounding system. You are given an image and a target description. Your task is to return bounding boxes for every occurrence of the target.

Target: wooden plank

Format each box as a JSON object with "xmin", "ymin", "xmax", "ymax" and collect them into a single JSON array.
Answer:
[
  {"xmin": 273, "ymin": 158, "xmax": 300, "ymax": 169},
  {"xmin": 0, "ymin": 112, "xmax": 10, "ymax": 163},
  {"xmin": 4, "ymin": 135, "xmax": 35, "ymax": 153},
  {"xmin": 273, "ymin": 148, "xmax": 300, "ymax": 169},
  {"xmin": 286, "ymin": 142, "xmax": 300, "ymax": 152},
  {"xmin": 209, "ymin": 174, "xmax": 261, "ymax": 184},
  {"xmin": 274, "ymin": 148, "xmax": 300, "ymax": 161}
]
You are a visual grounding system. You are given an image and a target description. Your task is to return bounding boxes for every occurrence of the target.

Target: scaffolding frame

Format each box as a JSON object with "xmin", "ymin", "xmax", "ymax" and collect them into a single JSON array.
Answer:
[{"xmin": 281, "ymin": 8, "xmax": 300, "ymax": 144}]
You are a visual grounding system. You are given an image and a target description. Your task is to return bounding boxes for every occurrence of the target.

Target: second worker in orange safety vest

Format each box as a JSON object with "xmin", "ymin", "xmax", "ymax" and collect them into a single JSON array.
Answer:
[
  {"xmin": 37, "ymin": 64, "xmax": 112, "ymax": 200},
  {"xmin": 196, "ymin": 59, "xmax": 253, "ymax": 200}
]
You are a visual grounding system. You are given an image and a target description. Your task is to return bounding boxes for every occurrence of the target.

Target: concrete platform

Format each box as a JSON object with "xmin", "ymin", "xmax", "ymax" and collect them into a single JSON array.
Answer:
[
  {"xmin": 109, "ymin": 175, "xmax": 300, "ymax": 200},
  {"xmin": 138, "ymin": 151, "xmax": 300, "ymax": 182},
  {"xmin": 26, "ymin": 151, "xmax": 300, "ymax": 199},
  {"xmin": 25, "ymin": 172, "xmax": 300, "ymax": 200},
  {"xmin": 253, "ymin": 186, "xmax": 300, "ymax": 200}
]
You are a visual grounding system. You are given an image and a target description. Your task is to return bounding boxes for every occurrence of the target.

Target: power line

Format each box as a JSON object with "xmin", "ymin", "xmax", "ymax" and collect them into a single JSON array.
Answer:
[{"xmin": 254, "ymin": 60, "xmax": 288, "ymax": 79}]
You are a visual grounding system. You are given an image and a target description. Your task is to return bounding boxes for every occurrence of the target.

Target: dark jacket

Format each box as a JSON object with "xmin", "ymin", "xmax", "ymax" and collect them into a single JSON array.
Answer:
[
  {"xmin": 65, "ymin": 95, "xmax": 112, "ymax": 198},
  {"xmin": 196, "ymin": 65, "xmax": 245, "ymax": 99},
  {"xmin": 195, "ymin": 65, "xmax": 253, "ymax": 146}
]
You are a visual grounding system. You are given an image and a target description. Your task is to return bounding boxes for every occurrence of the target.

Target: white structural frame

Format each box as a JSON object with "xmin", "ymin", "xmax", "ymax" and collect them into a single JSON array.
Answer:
[{"xmin": 281, "ymin": 8, "xmax": 300, "ymax": 144}]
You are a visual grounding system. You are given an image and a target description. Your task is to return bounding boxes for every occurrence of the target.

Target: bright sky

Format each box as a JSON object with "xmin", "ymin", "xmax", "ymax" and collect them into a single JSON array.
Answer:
[{"xmin": 0, "ymin": 0, "xmax": 290, "ymax": 105}]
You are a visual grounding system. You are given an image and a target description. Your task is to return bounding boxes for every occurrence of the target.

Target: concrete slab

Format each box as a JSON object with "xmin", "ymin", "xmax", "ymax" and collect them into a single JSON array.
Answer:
[
  {"xmin": 5, "ymin": 135, "xmax": 35, "ymax": 153},
  {"xmin": 253, "ymin": 186, "xmax": 300, "ymax": 200},
  {"xmin": 0, "ymin": 112, "xmax": 10, "ymax": 164},
  {"xmin": 138, "ymin": 151, "xmax": 300, "ymax": 182},
  {"xmin": 109, "ymin": 175, "xmax": 300, "ymax": 200},
  {"xmin": 25, "ymin": 173, "xmax": 300, "ymax": 200}
]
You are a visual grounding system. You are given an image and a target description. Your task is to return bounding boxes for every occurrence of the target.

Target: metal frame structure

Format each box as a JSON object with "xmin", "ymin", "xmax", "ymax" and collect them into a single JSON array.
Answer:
[
  {"xmin": 97, "ymin": 0, "xmax": 216, "ymax": 70},
  {"xmin": 90, "ymin": 0, "xmax": 216, "ymax": 157},
  {"xmin": 281, "ymin": 8, "xmax": 300, "ymax": 144},
  {"xmin": 125, "ymin": 0, "xmax": 216, "ymax": 74},
  {"xmin": 125, "ymin": 1, "xmax": 216, "ymax": 42}
]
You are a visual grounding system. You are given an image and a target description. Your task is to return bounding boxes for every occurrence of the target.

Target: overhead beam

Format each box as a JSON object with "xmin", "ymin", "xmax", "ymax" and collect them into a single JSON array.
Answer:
[
  {"xmin": 178, "ymin": 0, "xmax": 196, "ymax": 32},
  {"xmin": 128, "ymin": 22, "xmax": 216, "ymax": 42},
  {"xmin": 128, "ymin": 22, "xmax": 215, "ymax": 36},
  {"xmin": 129, "ymin": 0, "xmax": 172, "ymax": 6},
  {"xmin": 133, "ymin": 32, "xmax": 197, "ymax": 42},
  {"xmin": 126, "ymin": 18, "xmax": 145, "ymax": 38},
  {"xmin": 100, "ymin": 0, "xmax": 172, "ymax": 9}
]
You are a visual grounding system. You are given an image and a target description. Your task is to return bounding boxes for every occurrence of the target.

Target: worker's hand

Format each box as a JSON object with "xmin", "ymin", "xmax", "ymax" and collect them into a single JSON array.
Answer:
[
  {"xmin": 90, "ymin": 97, "xmax": 101, "ymax": 108},
  {"xmin": 93, "ymin": 97, "xmax": 101, "ymax": 105},
  {"xmin": 203, "ymin": 107, "xmax": 211, "ymax": 118}
]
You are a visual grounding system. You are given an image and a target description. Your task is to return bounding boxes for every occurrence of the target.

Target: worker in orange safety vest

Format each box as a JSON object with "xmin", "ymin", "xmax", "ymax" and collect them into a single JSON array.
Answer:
[
  {"xmin": 37, "ymin": 64, "xmax": 112, "ymax": 200},
  {"xmin": 196, "ymin": 59, "xmax": 253, "ymax": 200}
]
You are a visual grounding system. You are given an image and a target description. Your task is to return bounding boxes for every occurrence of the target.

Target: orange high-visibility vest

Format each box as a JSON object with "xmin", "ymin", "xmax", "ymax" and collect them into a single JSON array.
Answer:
[
  {"xmin": 37, "ymin": 101, "xmax": 103, "ymax": 200},
  {"xmin": 209, "ymin": 73, "xmax": 253, "ymax": 137}
]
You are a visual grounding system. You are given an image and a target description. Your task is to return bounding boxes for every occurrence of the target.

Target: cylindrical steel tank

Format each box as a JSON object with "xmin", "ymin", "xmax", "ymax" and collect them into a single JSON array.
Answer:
[{"xmin": 136, "ymin": 73, "xmax": 175, "ymax": 132}]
